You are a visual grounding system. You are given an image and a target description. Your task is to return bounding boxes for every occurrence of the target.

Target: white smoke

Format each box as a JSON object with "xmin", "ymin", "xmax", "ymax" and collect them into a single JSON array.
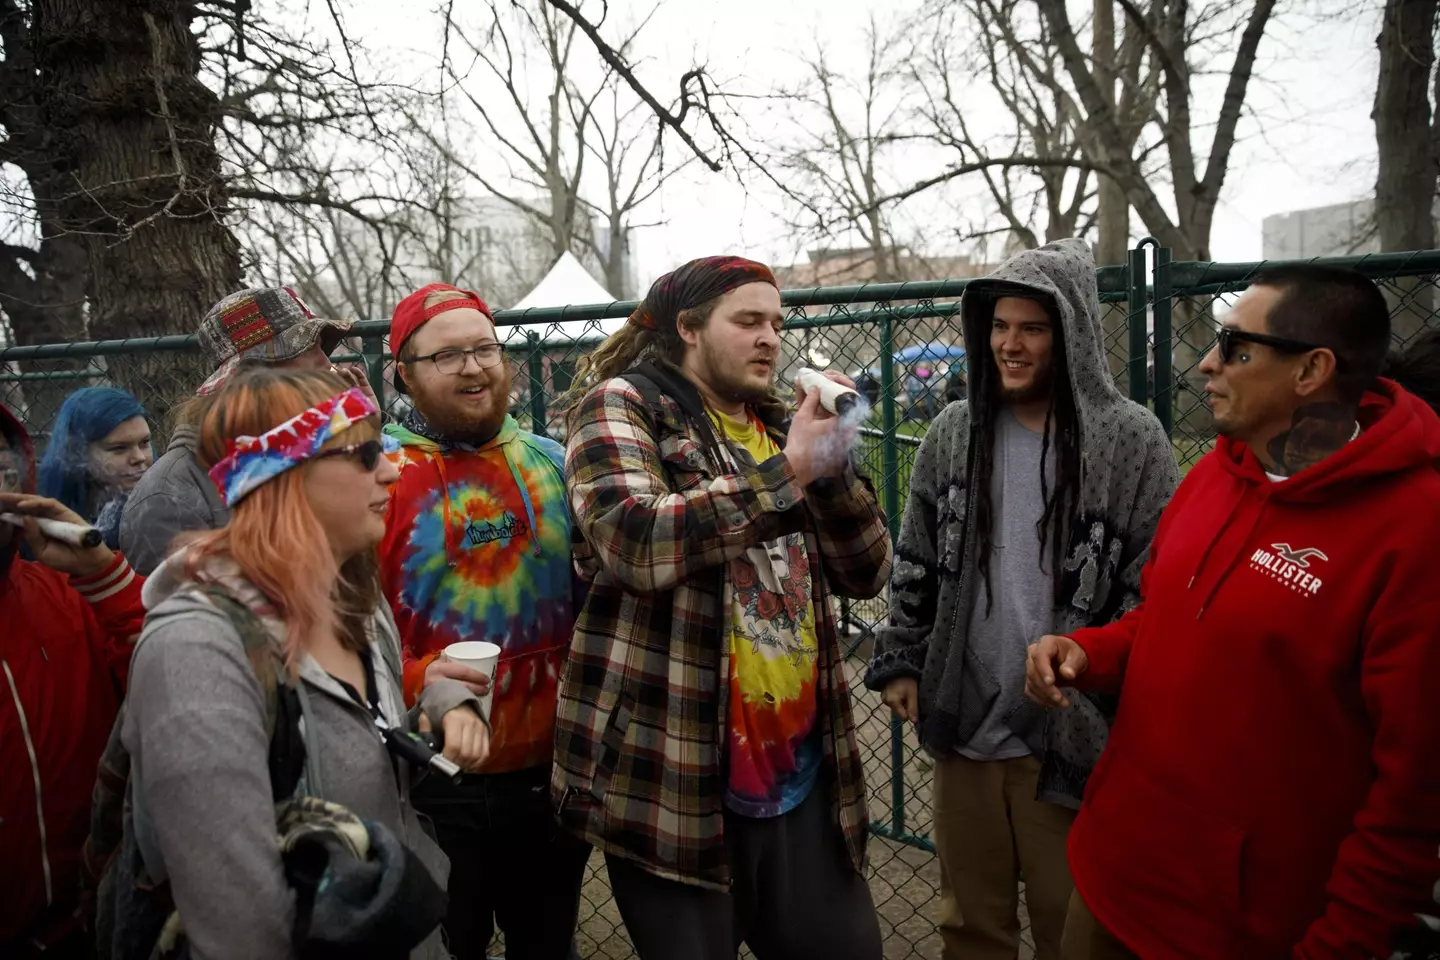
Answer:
[{"xmin": 814, "ymin": 391, "xmax": 872, "ymax": 473}]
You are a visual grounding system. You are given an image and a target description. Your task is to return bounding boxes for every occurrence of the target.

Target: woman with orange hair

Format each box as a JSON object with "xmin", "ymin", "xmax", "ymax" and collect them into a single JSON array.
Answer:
[{"xmin": 114, "ymin": 366, "xmax": 488, "ymax": 960}]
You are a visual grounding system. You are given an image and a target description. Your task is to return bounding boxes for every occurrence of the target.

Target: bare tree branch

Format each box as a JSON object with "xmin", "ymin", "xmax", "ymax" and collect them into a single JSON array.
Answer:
[{"xmin": 540, "ymin": 0, "xmax": 725, "ymax": 171}]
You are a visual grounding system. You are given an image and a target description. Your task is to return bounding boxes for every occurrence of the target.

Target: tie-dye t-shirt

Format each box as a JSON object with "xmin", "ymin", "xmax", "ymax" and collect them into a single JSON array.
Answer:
[
  {"xmin": 709, "ymin": 408, "xmax": 822, "ymax": 818},
  {"xmin": 380, "ymin": 415, "xmax": 576, "ymax": 774}
]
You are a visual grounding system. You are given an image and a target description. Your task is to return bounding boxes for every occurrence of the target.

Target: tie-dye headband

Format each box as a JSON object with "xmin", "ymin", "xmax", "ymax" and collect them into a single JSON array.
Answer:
[{"xmin": 208, "ymin": 386, "xmax": 395, "ymax": 507}]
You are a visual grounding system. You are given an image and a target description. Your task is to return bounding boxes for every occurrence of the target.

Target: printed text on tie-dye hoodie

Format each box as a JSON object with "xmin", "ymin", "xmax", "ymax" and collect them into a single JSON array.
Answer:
[{"xmin": 380, "ymin": 414, "xmax": 575, "ymax": 774}]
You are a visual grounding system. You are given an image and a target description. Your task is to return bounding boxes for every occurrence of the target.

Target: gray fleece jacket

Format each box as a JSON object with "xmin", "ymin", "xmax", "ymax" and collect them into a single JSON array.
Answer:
[
  {"xmin": 865, "ymin": 238, "xmax": 1179, "ymax": 807},
  {"xmin": 122, "ymin": 555, "xmax": 478, "ymax": 960},
  {"xmin": 119, "ymin": 424, "xmax": 230, "ymax": 576}
]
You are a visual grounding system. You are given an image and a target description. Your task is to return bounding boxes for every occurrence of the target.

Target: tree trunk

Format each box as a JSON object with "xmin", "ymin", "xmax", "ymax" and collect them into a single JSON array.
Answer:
[
  {"xmin": 1373, "ymin": 0, "xmax": 1438, "ymax": 344},
  {"xmin": 1090, "ymin": 0, "xmax": 1131, "ymax": 381},
  {"xmin": 35, "ymin": 0, "xmax": 241, "ymax": 436},
  {"xmin": 1093, "ymin": 0, "xmax": 1129, "ymax": 268},
  {"xmin": 603, "ymin": 217, "xmax": 629, "ymax": 300},
  {"xmin": 0, "ymin": 231, "xmax": 90, "ymax": 444}
]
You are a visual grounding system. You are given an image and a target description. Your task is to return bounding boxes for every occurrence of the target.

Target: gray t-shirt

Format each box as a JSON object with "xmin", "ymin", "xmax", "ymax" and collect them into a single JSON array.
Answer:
[{"xmin": 958, "ymin": 408, "xmax": 1055, "ymax": 760}]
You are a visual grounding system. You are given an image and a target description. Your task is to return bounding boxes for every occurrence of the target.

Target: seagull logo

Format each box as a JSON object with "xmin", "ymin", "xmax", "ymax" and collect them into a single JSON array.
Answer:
[{"xmin": 1271, "ymin": 543, "xmax": 1329, "ymax": 569}]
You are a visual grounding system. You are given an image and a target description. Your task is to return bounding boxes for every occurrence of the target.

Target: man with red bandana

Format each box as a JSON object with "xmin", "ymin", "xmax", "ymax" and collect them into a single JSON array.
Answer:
[
  {"xmin": 379, "ymin": 284, "xmax": 589, "ymax": 960},
  {"xmin": 552, "ymin": 256, "xmax": 892, "ymax": 960}
]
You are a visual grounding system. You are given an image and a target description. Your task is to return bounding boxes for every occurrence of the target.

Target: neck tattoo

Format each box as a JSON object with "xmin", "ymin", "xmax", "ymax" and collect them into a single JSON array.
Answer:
[{"xmin": 1263, "ymin": 402, "xmax": 1359, "ymax": 477}]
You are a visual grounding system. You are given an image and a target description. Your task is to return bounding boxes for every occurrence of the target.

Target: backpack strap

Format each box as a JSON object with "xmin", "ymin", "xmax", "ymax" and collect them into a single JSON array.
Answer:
[{"xmin": 194, "ymin": 586, "xmax": 308, "ymax": 802}]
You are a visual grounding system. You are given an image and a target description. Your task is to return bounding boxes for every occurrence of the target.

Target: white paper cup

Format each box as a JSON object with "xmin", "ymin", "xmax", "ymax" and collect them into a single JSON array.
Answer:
[{"xmin": 443, "ymin": 641, "xmax": 501, "ymax": 722}]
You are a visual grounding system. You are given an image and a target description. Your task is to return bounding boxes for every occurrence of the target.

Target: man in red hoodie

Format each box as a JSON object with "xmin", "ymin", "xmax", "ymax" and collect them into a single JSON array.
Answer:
[
  {"xmin": 0, "ymin": 402, "xmax": 146, "ymax": 957},
  {"xmin": 1025, "ymin": 265, "xmax": 1440, "ymax": 960}
]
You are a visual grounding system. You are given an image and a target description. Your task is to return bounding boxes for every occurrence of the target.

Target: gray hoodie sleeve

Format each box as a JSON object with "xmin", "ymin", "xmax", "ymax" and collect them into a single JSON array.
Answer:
[
  {"xmin": 1112, "ymin": 412, "xmax": 1182, "ymax": 615},
  {"xmin": 865, "ymin": 401, "xmax": 967, "ymax": 690},
  {"xmin": 123, "ymin": 611, "xmax": 297, "ymax": 960},
  {"xmin": 120, "ymin": 481, "xmax": 215, "ymax": 576},
  {"xmin": 416, "ymin": 678, "xmax": 482, "ymax": 731}
]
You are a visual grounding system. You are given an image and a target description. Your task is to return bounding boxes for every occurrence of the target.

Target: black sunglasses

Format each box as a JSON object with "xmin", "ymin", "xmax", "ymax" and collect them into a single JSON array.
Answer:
[
  {"xmin": 1215, "ymin": 326, "xmax": 1344, "ymax": 367},
  {"xmin": 314, "ymin": 439, "xmax": 387, "ymax": 471}
]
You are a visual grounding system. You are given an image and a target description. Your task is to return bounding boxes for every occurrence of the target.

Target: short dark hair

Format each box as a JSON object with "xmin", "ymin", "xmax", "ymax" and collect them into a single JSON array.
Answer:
[
  {"xmin": 1384, "ymin": 328, "xmax": 1440, "ymax": 414},
  {"xmin": 1249, "ymin": 264, "xmax": 1391, "ymax": 403}
]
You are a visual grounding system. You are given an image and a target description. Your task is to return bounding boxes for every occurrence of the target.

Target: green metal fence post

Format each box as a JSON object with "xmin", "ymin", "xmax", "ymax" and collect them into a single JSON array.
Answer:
[
  {"xmin": 527, "ymin": 332, "xmax": 546, "ymax": 434},
  {"xmin": 361, "ymin": 332, "xmax": 386, "ymax": 413},
  {"xmin": 878, "ymin": 308, "xmax": 905, "ymax": 837},
  {"xmin": 1127, "ymin": 243, "xmax": 1152, "ymax": 405},
  {"xmin": 1152, "ymin": 247, "xmax": 1174, "ymax": 435}
]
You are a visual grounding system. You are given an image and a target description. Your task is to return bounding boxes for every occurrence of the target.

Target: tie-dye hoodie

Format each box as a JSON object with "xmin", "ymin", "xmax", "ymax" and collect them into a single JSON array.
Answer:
[{"xmin": 380, "ymin": 413, "xmax": 575, "ymax": 774}]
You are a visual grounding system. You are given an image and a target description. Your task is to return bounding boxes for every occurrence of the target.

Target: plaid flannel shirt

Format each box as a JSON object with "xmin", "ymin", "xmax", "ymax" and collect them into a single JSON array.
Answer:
[{"xmin": 551, "ymin": 372, "xmax": 892, "ymax": 890}]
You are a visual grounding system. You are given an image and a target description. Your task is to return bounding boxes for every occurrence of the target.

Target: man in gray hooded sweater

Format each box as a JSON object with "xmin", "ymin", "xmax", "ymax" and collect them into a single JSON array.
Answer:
[{"xmin": 865, "ymin": 238, "xmax": 1178, "ymax": 960}]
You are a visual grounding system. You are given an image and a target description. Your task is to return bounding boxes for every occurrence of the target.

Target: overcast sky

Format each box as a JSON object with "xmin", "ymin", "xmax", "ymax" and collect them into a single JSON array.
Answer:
[{"xmin": 336, "ymin": 0, "xmax": 1381, "ymax": 282}]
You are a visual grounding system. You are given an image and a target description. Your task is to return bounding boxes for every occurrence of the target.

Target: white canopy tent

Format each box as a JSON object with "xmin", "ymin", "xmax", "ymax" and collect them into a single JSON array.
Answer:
[{"xmin": 500, "ymin": 252, "xmax": 626, "ymax": 346}]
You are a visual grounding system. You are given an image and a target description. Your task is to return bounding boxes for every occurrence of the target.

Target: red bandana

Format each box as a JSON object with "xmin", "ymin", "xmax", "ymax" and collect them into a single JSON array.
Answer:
[{"xmin": 629, "ymin": 256, "xmax": 777, "ymax": 331}]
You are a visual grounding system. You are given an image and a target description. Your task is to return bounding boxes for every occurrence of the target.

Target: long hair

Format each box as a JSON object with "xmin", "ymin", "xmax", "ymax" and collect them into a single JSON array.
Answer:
[
  {"xmin": 973, "ymin": 300, "xmax": 1083, "ymax": 615},
  {"xmin": 1384, "ymin": 328, "xmax": 1440, "ymax": 415},
  {"xmin": 38, "ymin": 386, "xmax": 149, "ymax": 517},
  {"xmin": 557, "ymin": 296, "xmax": 722, "ymax": 424},
  {"xmin": 188, "ymin": 366, "xmax": 381, "ymax": 668}
]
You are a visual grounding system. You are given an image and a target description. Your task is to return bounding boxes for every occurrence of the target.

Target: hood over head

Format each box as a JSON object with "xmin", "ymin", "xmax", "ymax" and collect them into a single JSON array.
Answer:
[
  {"xmin": 1, "ymin": 405, "xmax": 36, "ymax": 576},
  {"xmin": 960, "ymin": 238, "xmax": 1120, "ymax": 430},
  {"xmin": 0, "ymin": 401, "xmax": 34, "ymax": 493}
]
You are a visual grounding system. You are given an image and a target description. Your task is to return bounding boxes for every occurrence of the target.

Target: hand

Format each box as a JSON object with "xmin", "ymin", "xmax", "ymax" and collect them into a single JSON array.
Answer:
[
  {"xmin": 883, "ymin": 677, "xmax": 919, "ymax": 723},
  {"xmin": 0, "ymin": 492, "xmax": 114, "ymax": 577},
  {"xmin": 332, "ymin": 362, "xmax": 379, "ymax": 407},
  {"xmin": 425, "ymin": 657, "xmax": 491, "ymax": 697},
  {"xmin": 791, "ymin": 371, "xmax": 858, "ymax": 423},
  {"xmin": 784, "ymin": 388, "xmax": 855, "ymax": 488},
  {"xmin": 418, "ymin": 706, "xmax": 490, "ymax": 772},
  {"xmin": 1025, "ymin": 634, "xmax": 1090, "ymax": 708}
]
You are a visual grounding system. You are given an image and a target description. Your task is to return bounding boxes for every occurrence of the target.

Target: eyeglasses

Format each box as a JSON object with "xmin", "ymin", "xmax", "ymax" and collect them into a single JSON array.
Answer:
[
  {"xmin": 313, "ymin": 439, "xmax": 393, "ymax": 472},
  {"xmin": 407, "ymin": 343, "xmax": 507, "ymax": 374},
  {"xmin": 1215, "ymin": 326, "xmax": 1344, "ymax": 367}
]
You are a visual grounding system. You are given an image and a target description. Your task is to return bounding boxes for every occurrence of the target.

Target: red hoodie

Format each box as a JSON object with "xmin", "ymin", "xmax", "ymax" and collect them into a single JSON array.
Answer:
[
  {"xmin": 0, "ymin": 404, "xmax": 145, "ymax": 946},
  {"xmin": 1065, "ymin": 380, "xmax": 1440, "ymax": 960}
]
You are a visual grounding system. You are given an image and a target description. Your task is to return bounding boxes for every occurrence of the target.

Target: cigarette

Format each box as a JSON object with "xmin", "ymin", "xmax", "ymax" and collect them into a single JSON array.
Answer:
[{"xmin": 0, "ymin": 513, "xmax": 103, "ymax": 548}]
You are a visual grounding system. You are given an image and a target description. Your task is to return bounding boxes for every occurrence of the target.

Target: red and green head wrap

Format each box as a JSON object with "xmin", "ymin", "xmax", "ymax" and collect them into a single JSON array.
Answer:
[{"xmin": 628, "ymin": 256, "xmax": 777, "ymax": 332}]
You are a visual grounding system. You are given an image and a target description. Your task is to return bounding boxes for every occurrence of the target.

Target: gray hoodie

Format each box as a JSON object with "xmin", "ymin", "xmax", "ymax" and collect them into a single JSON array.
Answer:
[
  {"xmin": 119, "ymin": 424, "xmax": 230, "ymax": 576},
  {"xmin": 865, "ymin": 238, "xmax": 1179, "ymax": 806},
  {"xmin": 123, "ymin": 554, "xmax": 477, "ymax": 959}
]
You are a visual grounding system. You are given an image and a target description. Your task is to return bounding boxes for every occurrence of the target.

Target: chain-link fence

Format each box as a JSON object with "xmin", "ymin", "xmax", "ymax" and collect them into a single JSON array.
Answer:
[{"xmin": 3, "ymin": 244, "xmax": 1438, "ymax": 959}]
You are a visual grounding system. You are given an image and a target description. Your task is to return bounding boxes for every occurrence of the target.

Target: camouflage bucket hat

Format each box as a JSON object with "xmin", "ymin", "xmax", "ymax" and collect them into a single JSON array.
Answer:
[{"xmin": 195, "ymin": 286, "xmax": 354, "ymax": 396}]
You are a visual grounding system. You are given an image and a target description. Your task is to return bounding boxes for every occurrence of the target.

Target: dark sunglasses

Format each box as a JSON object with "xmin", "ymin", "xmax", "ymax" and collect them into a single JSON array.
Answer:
[
  {"xmin": 1215, "ymin": 326, "xmax": 1344, "ymax": 367},
  {"xmin": 313, "ymin": 439, "xmax": 393, "ymax": 471}
]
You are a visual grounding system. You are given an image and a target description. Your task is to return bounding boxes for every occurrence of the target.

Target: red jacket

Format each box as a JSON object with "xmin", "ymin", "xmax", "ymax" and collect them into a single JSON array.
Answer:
[
  {"xmin": 0, "ymin": 404, "xmax": 145, "ymax": 945},
  {"xmin": 1067, "ymin": 380, "xmax": 1440, "ymax": 960}
]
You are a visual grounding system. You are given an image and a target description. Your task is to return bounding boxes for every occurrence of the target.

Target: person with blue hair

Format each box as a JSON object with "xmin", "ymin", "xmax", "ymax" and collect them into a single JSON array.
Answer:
[{"xmin": 38, "ymin": 386, "xmax": 153, "ymax": 548}]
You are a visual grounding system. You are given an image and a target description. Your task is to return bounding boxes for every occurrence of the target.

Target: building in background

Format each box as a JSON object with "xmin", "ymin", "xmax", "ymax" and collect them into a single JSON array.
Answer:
[
  {"xmin": 1261, "ymin": 199, "xmax": 1379, "ymax": 259},
  {"xmin": 1259, "ymin": 199, "xmax": 1440, "ymax": 259},
  {"xmin": 772, "ymin": 245, "xmax": 991, "ymax": 288}
]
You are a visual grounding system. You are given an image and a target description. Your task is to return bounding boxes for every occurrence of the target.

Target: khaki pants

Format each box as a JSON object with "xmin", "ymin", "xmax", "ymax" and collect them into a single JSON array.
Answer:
[
  {"xmin": 933, "ymin": 753, "xmax": 1076, "ymax": 960},
  {"xmin": 1059, "ymin": 889, "xmax": 1139, "ymax": 960}
]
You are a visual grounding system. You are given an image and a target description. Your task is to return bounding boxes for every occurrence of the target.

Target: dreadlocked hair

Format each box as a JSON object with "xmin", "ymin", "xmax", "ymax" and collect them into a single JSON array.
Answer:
[
  {"xmin": 973, "ymin": 299, "xmax": 1083, "ymax": 616},
  {"xmin": 557, "ymin": 295, "xmax": 722, "ymax": 428}
]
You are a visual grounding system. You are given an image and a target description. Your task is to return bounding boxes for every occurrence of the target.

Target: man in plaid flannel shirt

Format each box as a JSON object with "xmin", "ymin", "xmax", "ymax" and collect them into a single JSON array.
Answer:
[{"xmin": 552, "ymin": 256, "xmax": 893, "ymax": 960}]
